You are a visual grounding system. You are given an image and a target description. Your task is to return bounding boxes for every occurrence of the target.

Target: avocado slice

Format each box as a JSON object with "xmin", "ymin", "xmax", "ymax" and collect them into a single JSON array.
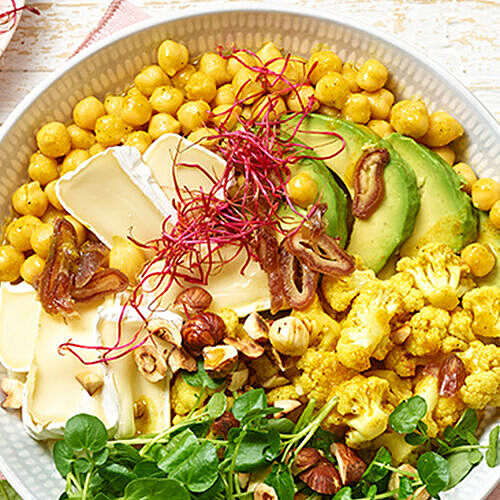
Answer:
[
  {"xmin": 476, "ymin": 211, "xmax": 500, "ymax": 287},
  {"xmin": 386, "ymin": 134, "xmax": 478, "ymax": 256},
  {"xmin": 287, "ymin": 114, "xmax": 420, "ymax": 272}
]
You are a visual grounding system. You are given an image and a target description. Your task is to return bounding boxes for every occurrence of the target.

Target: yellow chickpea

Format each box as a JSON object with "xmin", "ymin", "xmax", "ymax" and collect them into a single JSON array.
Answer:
[
  {"xmin": 36, "ymin": 122, "xmax": 71, "ymax": 158},
  {"xmin": 286, "ymin": 85, "xmax": 319, "ymax": 113},
  {"xmin": 177, "ymin": 100, "xmax": 210, "ymax": 132},
  {"xmin": 61, "ymin": 149, "xmax": 90, "ymax": 175},
  {"xmin": 306, "ymin": 51, "xmax": 342, "ymax": 85},
  {"xmin": 30, "ymin": 222, "xmax": 54, "ymax": 259},
  {"xmin": 367, "ymin": 119, "xmax": 394, "ymax": 138},
  {"xmin": 287, "ymin": 171, "xmax": 318, "ymax": 208},
  {"xmin": 363, "ymin": 88, "xmax": 394, "ymax": 120},
  {"xmin": 104, "ymin": 95, "xmax": 125, "ymax": 116},
  {"xmin": 148, "ymin": 113, "xmax": 181, "ymax": 140},
  {"xmin": 489, "ymin": 200, "xmax": 500, "ymax": 229},
  {"xmin": 356, "ymin": 59, "xmax": 388, "ymax": 92},
  {"xmin": 124, "ymin": 131, "xmax": 152, "ymax": 154},
  {"xmin": 317, "ymin": 104, "xmax": 340, "ymax": 117},
  {"xmin": 73, "ymin": 96, "xmax": 105, "ymax": 130},
  {"xmin": 227, "ymin": 52, "xmax": 257, "ymax": 79},
  {"xmin": 251, "ymin": 96, "xmax": 286, "ymax": 121},
  {"xmin": 20, "ymin": 254, "xmax": 45, "ymax": 284},
  {"xmin": 432, "ymin": 146, "xmax": 455, "ymax": 165},
  {"xmin": 157, "ymin": 40, "xmax": 189, "ymax": 77},
  {"xmin": 94, "ymin": 114, "xmax": 127, "ymax": 147},
  {"xmin": 126, "ymin": 86, "xmax": 144, "ymax": 98},
  {"xmin": 315, "ymin": 72, "xmax": 349, "ymax": 109},
  {"xmin": 6, "ymin": 215, "xmax": 41, "ymax": 252},
  {"xmin": 28, "ymin": 152, "xmax": 59, "ymax": 186},
  {"xmin": 120, "ymin": 94, "xmax": 152, "ymax": 127},
  {"xmin": 452, "ymin": 162, "xmax": 477, "ymax": 194},
  {"xmin": 471, "ymin": 178, "xmax": 500, "ymax": 211},
  {"xmin": 44, "ymin": 180, "xmax": 64, "ymax": 210},
  {"xmin": 211, "ymin": 104, "xmax": 240, "ymax": 130},
  {"xmin": 88, "ymin": 143, "xmax": 106, "ymax": 157},
  {"xmin": 390, "ymin": 100, "xmax": 429, "ymax": 139},
  {"xmin": 341, "ymin": 63, "xmax": 361, "ymax": 93},
  {"xmin": 171, "ymin": 64, "xmax": 196, "ymax": 91},
  {"xmin": 12, "ymin": 181, "xmax": 48, "ymax": 217},
  {"xmin": 421, "ymin": 111, "xmax": 464, "ymax": 147},
  {"xmin": 41, "ymin": 207, "xmax": 65, "ymax": 224},
  {"xmin": 149, "ymin": 86, "xmax": 185, "ymax": 115},
  {"xmin": 109, "ymin": 236, "xmax": 146, "ymax": 283},
  {"xmin": 461, "ymin": 243, "xmax": 496, "ymax": 277},
  {"xmin": 342, "ymin": 93, "xmax": 371, "ymax": 124},
  {"xmin": 232, "ymin": 68, "xmax": 264, "ymax": 104},
  {"xmin": 185, "ymin": 71, "xmax": 217, "ymax": 103},
  {"xmin": 0, "ymin": 245, "xmax": 25, "ymax": 282},
  {"xmin": 266, "ymin": 59, "xmax": 302, "ymax": 93},
  {"xmin": 64, "ymin": 215, "xmax": 86, "ymax": 246},
  {"xmin": 134, "ymin": 64, "xmax": 170, "ymax": 97},
  {"xmin": 67, "ymin": 124, "xmax": 96, "ymax": 150},
  {"xmin": 214, "ymin": 84, "xmax": 235, "ymax": 107},
  {"xmin": 199, "ymin": 52, "xmax": 230, "ymax": 86},
  {"xmin": 186, "ymin": 128, "xmax": 219, "ymax": 148},
  {"xmin": 256, "ymin": 42, "xmax": 282, "ymax": 63}
]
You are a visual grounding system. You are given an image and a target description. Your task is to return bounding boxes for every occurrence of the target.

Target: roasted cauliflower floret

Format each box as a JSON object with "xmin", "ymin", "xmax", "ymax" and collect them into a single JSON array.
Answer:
[
  {"xmin": 171, "ymin": 374, "xmax": 206, "ymax": 416},
  {"xmin": 366, "ymin": 370, "xmax": 413, "ymax": 407},
  {"xmin": 433, "ymin": 396, "xmax": 465, "ymax": 431},
  {"xmin": 442, "ymin": 308, "xmax": 477, "ymax": 353},
  {"xmin": 374, "ymin": 432, "xmax": 418, "ymax": 464},
  {"xmin": 266, "ymin": 384, "xmax": 299, "ymax": 404},
  {"xmin": 462, "ymin": 286, "xmax": 500, "ymax": 338},
  {"xmin": 413, "ymin": 372, "xmax": 440, "ymax": 438},
  {"xmin": 384, "ymin": 271, "xmax": 425, "ymax": 319},
  {"xmin": 405, "ymin": 306, "xmax": 450, "ymax": 356},
  {"xmin": 384, "ymin": 346, "xmax": 417, "ymax": 378},
  {"xmin": 396, "ymin": 243, "xmax": 469, "ymax": 310}
]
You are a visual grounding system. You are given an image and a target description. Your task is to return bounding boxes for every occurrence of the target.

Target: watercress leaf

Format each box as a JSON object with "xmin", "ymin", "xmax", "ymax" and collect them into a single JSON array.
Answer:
[
  {"xmin": 263, "ymin": 430, "xmax": 281, "ymax": 462},
  {"xmin": 389, "ymin": 396, "xmax": 427, "ymax": 434},
  {"xmin": 0, "ymin": 479, "xmax": 22, "ymax": 500},
  {"xmin": 264, "ymin": 463, "xmax": 295, "ymax": 500},
  {"xmin": 398, "ymin": 476, "xmax": 414, "ymax": 500},
  {"xmin": 133, "ymin": 460, "xmax": 165, "ymax": 478},
  {"xmin": 310, "ymin": 428, "xmax": 337, "ymax": 461},
  {"xmin": 333, "ymin": 487, "xmax": 352, "ymax": 500},
  {"xmin": 193, "ymin": 476, "xmax": 224, "ymax": 499},
  {"xmin": 157, "ymin": 429, "xmax": 198, "ymax": 474},
  {"xmin": 74, "ymin": 458, "xmax": 91, "ymax": 474},
  {"xmin": 443, "ymin": 425, "xmax": 456, "ymax": 443},
  {"xmin": 183, "ymin": 360, "xmax": 223, "ymax": 390},
  {"xmin": 454, "ymin": 409, "xmax": 478, "ymax": 440},
  {"xmin": 446, "ymin": 452, "xmax": 476, "ymax": 490},
  {"xmin": 57, "ymin": 493, "xmax": 68, "ymax": 500},
  {"xmin": 64, "ymin": 414, "xmax": 108, "ymax": 453},
  {"xmin": 366, "ymin": 484, "xmax": 377, "ymax": 500},
  {"xmin": 469, "ymin": 449, "xmax": 483, "ymax": 465},
  {"xmin": 169, "ymin": 441, "xmax": 218, "ymax": 493},
  {"xmin": 124, "ymin": 478, "xmax": 190, "ymax": 500},
  {"xmin": 261, "ymin": 418, "xmax": 294, "ymax": 434},
  {"xmin": 417, "ymin": 451, "xmax": 450, "ymax": 497},
  {"xmin": 206, "ymin": 392, "xmax": 227, "ymax": 419},
  {"xmin": 53, "ymin": 440, "xmax": 74, "ymax": 477},
  {"xmin": 99, "ymin": 463, "xmax": 137, "ymax": 493},
  {"xmin": 93, "ymin": 494, "xmax": 112, "ymax": 500},
  {"xmin": 232, "ymin": 389, "xmax": 267, "ymax": 421},
  {"xmin": 404, "ymin": 432, "xmax": 428, "ymax": 446},
  {"xmin": 110, "ymin": 443, "xmax": 141, "ymax": 464},
  {"xmin": 486, "ymin": 425, "xmax": 500, "ymax": 467},
  {"xmin": 94, "ymin": 448, "xmax": 110, "ymax": 467},
  {"xmin": 231, "ymin": 429, "xmax": 278, "ymax": 472},
  {"xmin": 362, "ymin": 447, "xmax": 392, "ymax": 483}
]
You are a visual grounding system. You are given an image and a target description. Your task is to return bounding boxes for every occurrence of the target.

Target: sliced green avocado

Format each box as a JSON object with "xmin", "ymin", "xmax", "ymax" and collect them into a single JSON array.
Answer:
[
  {"xmin": 386, "ymin": 134, "xmax": 478, "ymax": 256},
  {"xmin": 287, "ymin": 114, "xmax": 420, "ymax": 272},
  {"xmin": 476, "ymin": 211, "xmax": 500, "ymax": 287}
]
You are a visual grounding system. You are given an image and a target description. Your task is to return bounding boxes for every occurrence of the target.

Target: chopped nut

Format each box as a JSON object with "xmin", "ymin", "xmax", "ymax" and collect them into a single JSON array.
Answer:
[
  {"xmin": 273, "ymin": 399, "xmax": 301, "ymax": 419},
  {"xmin": 1, "ymin": 377, "xmax": 23, "ymax": 409},
  {"xmin": 203, "ymin": 344, "xmax": 238, "ymax": 377},
  {"xmin": 148, "ymin": 319, "xmax": 182, "ymax": 347},
  {"xmin": 261, "ymin": 374, "xmax": 289, "ymax": 389},
  {"xmin": 224, "ymin": 336, "xmax": 265, "ymax": 359},
  {"xmin": 228, "ymin": 367, "xmax": 249, "ymax": 391},
  {"xmin": 331, "ymin": 442, "xmax": 366, "ymax": 485},
  {"xmin": 253, "ymin": 483, "xmax": 278, "ymax": 500},
  {"xmin": 133, "ymin": 398, "xmax": 147, "ymax": 419},
  {"xmin": 293, "ymin": 447, "xmax": 323, "ymax": 475},
  {"xmin": 438, "ymin": 353, "xmax": 466, "ymax": 397},
  {"xmin": 75, "ymin": 371, "xmax": 104, "ymax": 396},
  {"xmin": 238, "ymin": 473, "xmax": 250, "ymax": 489},
  {"xmin": 133, "ymin": 342, "xmax": 168, "ymax": 382},
  {"xmin": 269, "ymin": 316, "xmax": 309, "ymax": 356},
  {"xmin": 211, "ymin": 410, "xmax": 239, "ymax": 439},
  {"xmin": 299, "ymin": 459, "xmax": 342, "ymax": 495},
  {"xmin": 174, "ymin": 286, "xmax": 212, "ymax": 316},
  {"xmin": 168, "ymin": 347, "xmax": 197, "ymax": 374},
  {"xmin": 392, "ymin": 324, "xmax": 411, "ymax": 344},
  {"xmin": 243, "ymin": 312, "xmax": 269, "ymax": 344},
  {"xmin": 269, "ymin": 346, "xmax": 286, "ymax": 372},
  {"xmin": 181, "ymin": 312, "xmax": 226, "ymax": 356},
  {"xmin": 388, "ymin": 464, "xmax": 429, "ymax": 500}
]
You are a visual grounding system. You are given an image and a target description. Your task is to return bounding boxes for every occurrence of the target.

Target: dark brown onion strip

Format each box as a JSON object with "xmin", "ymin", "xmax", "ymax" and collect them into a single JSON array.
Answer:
[
  {"xmin": 352, "ymin": 147, "xmax": 390, "ymax": 219},
  {"xmin": 74, "ymin": 240, "xmax": 109, "ymax": 288},
  {"xmin": 72, "ymin": 268, "xmax": 129, "ymax": 302}
]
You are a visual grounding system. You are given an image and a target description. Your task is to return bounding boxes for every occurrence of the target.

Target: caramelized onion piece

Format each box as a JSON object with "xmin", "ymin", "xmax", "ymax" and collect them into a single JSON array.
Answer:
[
  {"xmin": 352, "ymin": 147, "xmax": 390, "ymax": 219},
  {"xmin": 74, "ymin": 240, "xmax": 108, "ymax": 288},
  {"xmin": 438, "ymin": 354, "xmax": 466, "ymax": 397},
  {"xmin": 72, "ymin": 268, "xmax": 128, "ymax": 302},
  {"xmin": 37, "ymin": 217, "xmax": 80, "ymax": 316}
]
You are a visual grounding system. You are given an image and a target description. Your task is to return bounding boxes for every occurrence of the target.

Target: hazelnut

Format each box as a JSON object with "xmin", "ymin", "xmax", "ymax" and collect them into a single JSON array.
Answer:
[
  {"xmin": 181, "ymin": 311, "xmax": 226, "ymax": 356},
  {"xmin": 133, "ymin": 342, "xmax": 168, "ymax": 382},
  {"xmin": 223, "ymin": 336, "xmax": 265, "ymax": 359},
  {"xmin": 261, "ymin": 374, "xmax": 289, "ymax": 389},
  {"xmin": 1, "ymin": 377, "xmax": 23, "ymax": 409},
  {"xmin": 294, "ymin": 447, "xmax": 323, "ymax": 474},
  {"xmin": 331, "ymin": 442, "xmax": 366, "ymax": 485},
  {"xmin": 388, "ymin": 464, "xmax": 429, "ymax": 500},
  {"xmin": 299, "ymin": 460, "xmax": 342, "ymax": 495},
  {"xmin": 148, "ymin": 318, "xmax": 182, "ymax": 347},
  {"xmin": 174, "ymin": 286, "xmax": 212, "ymax": 315},
  {"xmin": 253, "ymin": 483, "xmax": 278, "ymax": 500},
  {"xmin": 168, "ymin": 347, "xmax": 197, "ymax": 374},
  {"xmin": 238, "ymin": 473, "xmax": 250, "ymax": 490},
  {"xmin": 228, "ymin": 367, "xmax": 249, "ymax": 391},
  {"xmin": 392, "ymin": 324, "xmax": 411, "ymax": 344},
  {"xmin": 203, "ymin": 344, "xmax": 238, "ymax": 377},
  {"xmin": 75, "ymin": 371, "xmax": 104, "ymax": 396},
  {"xmin": 243, "ymin": 312, "xmax": 269, "ymax": 344},
  {"xmin": 273, "ymin": 399, "xmax": 301, "ymax": 419},
  {"xmin": 211, "ymin": 410, "xmax": 239, "ymax": 438},
  {"xmin": 269, "ymin": 316, "xmax": 309, "ymax": 356}
]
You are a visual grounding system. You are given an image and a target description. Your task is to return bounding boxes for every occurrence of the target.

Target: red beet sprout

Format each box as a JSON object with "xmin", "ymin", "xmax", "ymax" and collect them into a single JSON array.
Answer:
[{"xmin": 0, "ymin": 1, "xmax": 40, "ymax": 35}]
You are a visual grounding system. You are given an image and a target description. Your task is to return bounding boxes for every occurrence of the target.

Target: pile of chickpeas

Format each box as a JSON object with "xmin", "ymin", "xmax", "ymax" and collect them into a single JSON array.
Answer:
[{"xmin": 1, "ymin": 39, "xmax": 500, "ymax": 285}]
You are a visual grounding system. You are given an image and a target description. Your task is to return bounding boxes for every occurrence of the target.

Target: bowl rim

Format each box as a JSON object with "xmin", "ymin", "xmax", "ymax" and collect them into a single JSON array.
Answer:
[{"xmin": 0, "ymin": 4, "xmax": 499, "ymax": 499}]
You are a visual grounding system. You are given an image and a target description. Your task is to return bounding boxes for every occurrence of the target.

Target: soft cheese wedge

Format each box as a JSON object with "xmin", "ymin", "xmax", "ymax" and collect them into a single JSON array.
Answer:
[
  {"xmin": 0, "ymin": 283, "xmax": 41, "ymax": 373},
  {"xmin": 97, "ymin": 305, "xmax": 182, "ymax": 438},
  {"xmin": 56, "ymin": 146, "xmax": 173, "ymax": 248},
  {"xmin": 23, "ymin": 301, "xmax": 119, "ymax": 440}
]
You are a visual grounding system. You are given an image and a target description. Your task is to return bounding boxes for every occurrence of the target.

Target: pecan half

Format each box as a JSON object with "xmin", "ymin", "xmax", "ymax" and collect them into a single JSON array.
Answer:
[
  {"xmin": 181, "ymin": 312, "xmax": 226, "ymax": 356},
  {"xmin": 72, "ymin": 268, "xmax": 128, "ymax": 302},
  {"xmin": 352, "ymin": 147, "xmax": 390, "ymax": 219},
  {"xmin": 438, "ymin": 354, "xmax": 466, "ymax": 397},
  {"xmin": 74, "ymin": 240, "xmax": 108, "ymax": 288},
  {"xmin": 331, "ymin": 442, "xmax": 366, "ymax": 485},
  {"xmin": 211, "ymin": 410, "xmax": 239, "ymax": 439},
  {"xmin": 299, "ymin": 459, "xmax": 342, "ymax": 495}
]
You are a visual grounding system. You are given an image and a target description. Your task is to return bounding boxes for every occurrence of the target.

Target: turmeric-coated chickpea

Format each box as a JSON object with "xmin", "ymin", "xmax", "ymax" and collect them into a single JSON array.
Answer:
[
  {"xmin": 28, "ymin": 152, "xmax": 59, "ymax": 186},
  {"xmin": 104, "ymin": 95, "xmax": 124, "ymax": 116},
  {"xmin": 20, "ymin": 254, "xmax": 45, "ymax": 285},
  {"xmin": 317, "ymin": 104, "xmax": 340, "ymax": 118},
  {"xmin": 341, "ymin": 63, "xmax": 361, "ymax": 93},
  {"xmin": 421, "ymin": 111, "xmax": 464, "ymax": 147},
  {"xmin": 211, "ymin": 104, "xmax": 240, "ymax": 130},
  {"xmin": 6, "ymin": 215, "xmax": 41, "ymax": 252},
  {"xmin": 41, "ymin": 207, "xmax": 65, "ymax": 224},
  {"xmin": 432, "ymin": 146, "xmax": 455, "ymax": 166},
  {"xmin": 471, "ymin": 178, "xmax": 500, "ymax": 211},
  {"xmin": 120, "ymin": 94, "xmax": 152, "ymax": 127},
  {"xmin": 134, "ymin": 64, "xmax": 170, "ymax": 97},
  {"xmin": 148, "ymin": 113, "xmax": 181, "ymax": 140},
  {"xmin": 251, "ymin": 96, "xmax": 286, "ymax": 121},
  {"xmin": 94, "ymin": 114, "xmax": 127, "ymax": 147},
  {"xmin": 73, "ymin": 96, "xmax": 105, "ymax": 131},
  {"xmin": 256, "ymin": 42, "xmax": 282, "ymax": 64},
  {"xmin": 30, "ymin": 222, "xmax": 54, "ymax": 259},
  {"xmin": 356, "ymin": 59, "xmax": 388, "ymax": 92},
  {"xmin": 214, "ymin": 84, "xmax": 235, "ymax": 107},
  {"xmin": 88, "ymin": 143, "xmax": 106, "ymax": 157},
  {"xmin": 315, "ymin": 72, "xmax": 349, "ymax": 109},
  {"xmin": 157, "ymin": 40, "xmax": 189, "ymax": 77},
  {"xmin": 171, "ymin": 64, "xmax": 196, "ymax": 91},
  {"xmin": 177, "ymin": 100, "xmax": 211, "ymax": 132},
  {"xmin": 67, "ymin": 124, "xmax": 96, "ymax": 150},
  {"xmin": 126, "ymin": 86, "xmax": 144, "ymax": 98},
  {"xmin": 109, "ymin": 236, "xmax": 146, "ymax": 283},
  {"xmin": 185, "ymin": 71, "xmax": 217, "ymax": 102},
  {"xmin": 390, "ymin": 100, "xmax": 429, "ymax": 139},
  {"xmin": 64, "ymin": 215, "xmax": 86, "ymax": 246},
  {"xmin": 286, "ymin": 85, "xmax": 319, "ymax": 113},
  {"xmin": 232, "ymin": 68, "xmax": 264, "ymax": 105},
  {"xmin": 342, "ymin": 93, "xmax": 371, "ymax": 124},
  {"xmin": 61, "ymin": 149, "xmax": 90, "ymax": 175},
  {"xmin": 186, "ymin": 128, "xmax": 219, "ymax": 148},
  {"xmin": 36, "ymin": 122, "xmax": 71, "ymax": 158},
  {"xmin": 452, "ymin": 162, "xmax": 477, "ymax": 194},
  {"xmin": 45, "ymin": 180, "xmax": 64, "ymax": 210},
  {"xmin": 287, "ymin": 171, "xmax": 318, "ymax": 208},
  {"xmin": 227, "ymin": 52, "xmax": 257, "ymax": 79},
  {"xmin": 124, "ymin": 131, "xmax": 152, "ymax": 154},
  {"xmin": 367, "ymin": 119, "xmax": 394, "ymax": 138},
  {"xmin": 149, "ymin": 86, "xmax": 184, "ymax": 115},
  {"xmin": 199, "ymin": 52, "xmax": 230, "ymax": 86},
  {"xmin": 489, "ymin": 200, "xmax": 500, "ymax": 229},
  {"xmin": 363, "ymin": 88, "xmax": 394, "ymax": 120},
  {"xmin": 306, "ymin": 51, "xmax": 342, "ymax": 85},
  {"xmin": 0, "ymin": 245, "xmax": 25, "ymax": 282},
  {"xmin": 12, "ymin": 181, "xmax": 48, "ymax": 217},
  {"xmin": 266, "ymin": 59, "xmax": 302, "ymax": 93},
  {"xmin": 461, "ymin": 243, "xmax": 496, "ymax": 277}
]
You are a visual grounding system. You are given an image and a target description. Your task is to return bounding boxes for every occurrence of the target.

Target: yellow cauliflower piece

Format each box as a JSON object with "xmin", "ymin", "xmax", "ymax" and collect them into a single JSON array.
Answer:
[
  {"xmin": 365, "ymin": 369, "xmax": 412, "ymax": 407},
  {"xmin": 413, "ymin": 373, "xmax": 440, "ymax": 438},
  {"xmin": 219, "ymin": 308, "xmax": 243, "ymax": 338},
  {"xmin": 266, "ymin": 384, "xmax": 299, "ymax": 404},
  {"xmin": 384, "ymin": 346, "xmax": 417, "ymax": 378},
  {"xmin": 442, "ymin": 308, "xmax": 477, "ymax": 353},
  {"xmin": 374, "ymin": 432, "xmax": 418, "ymax": 464},
  {"xmin": 405, "ymin": 306, "xmax": 450, "ymax": 356},
  {"xmin": 396, "ymin": 243, "xmax": 469, "ymax": 310},
  {"xmin": 462, "ymin": 286, "xmax": 500, "ymax": 338},
  {"xmin": 171, "ymin": 374, "xmax": 206, "ymax": 416},
  {"xmin": 433, "ymin": 396, "xmax": 465, "ymax": 431},
  {"xmin": 384, "ymin": 271, "xmax": 425, "ymax": 318}
]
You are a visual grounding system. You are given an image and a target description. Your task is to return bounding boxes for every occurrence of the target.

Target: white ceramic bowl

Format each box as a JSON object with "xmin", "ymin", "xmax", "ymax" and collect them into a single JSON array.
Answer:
[{"xmin": 0, "ymin": 5, "xmax": 499, "ymax": 499}]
